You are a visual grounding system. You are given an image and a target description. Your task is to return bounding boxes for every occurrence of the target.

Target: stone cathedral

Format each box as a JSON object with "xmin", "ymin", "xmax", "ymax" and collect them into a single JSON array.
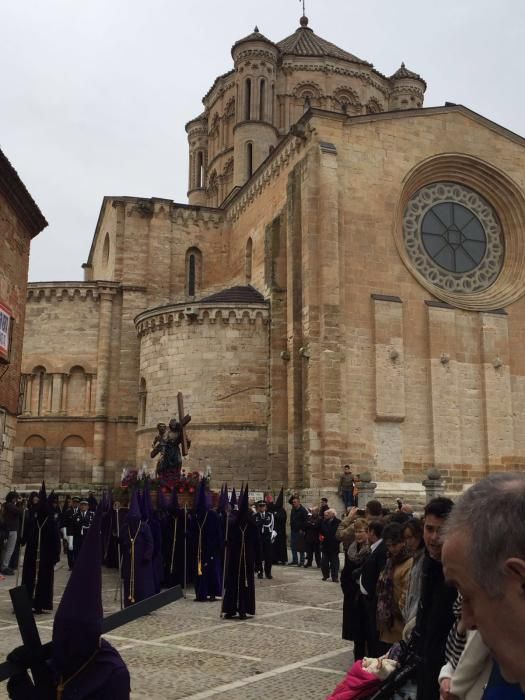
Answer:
[{"xmin": 13, "ymin": 16, "xmax": 525, "ymax": 499}]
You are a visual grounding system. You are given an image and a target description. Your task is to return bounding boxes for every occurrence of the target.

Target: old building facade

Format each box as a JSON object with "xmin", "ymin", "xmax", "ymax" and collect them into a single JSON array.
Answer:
[
  {"xmin": 15, "ymin": 18, "xmax": 525, "ymax": 497},
  {"xmin": 0, "ymin": 149, "xmax": 47, "ymax": 490}
]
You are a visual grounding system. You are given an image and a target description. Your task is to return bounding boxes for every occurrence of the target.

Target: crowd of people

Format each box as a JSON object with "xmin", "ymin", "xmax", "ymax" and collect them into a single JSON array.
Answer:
[{"xmin": 1, "ymin": 470, "xmax": 525, "ymax": 699}]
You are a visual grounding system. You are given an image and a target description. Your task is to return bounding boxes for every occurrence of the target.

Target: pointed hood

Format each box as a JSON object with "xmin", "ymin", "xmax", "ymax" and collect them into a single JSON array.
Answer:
[
  {"xmin": 38, "ymin": 481, "xmax": 50, "ymax": 517},
  {"xmin": 52, "ymin": 506, "xmax": 104, "ymax": 677},
  {"xmin": 170, "ymin": 487, "xmax": 180, "ymax": 513},
  {"xmin": 195, "ymin": 477, "xmax": 208, "ymax": 514},
  {"xmin": 141, "ymin": 480, "xmax": 154, "ymax": 520},
  {"xmin": 128, "ymin": 489, "xmax": 142, "ymax": 522},
  {"xmin": 87, "ymin": 493, "xmax": 98, "ymax": 511},
  {"xmin": 275, "ymin": 487, "xmax": 284, "ymax": 510},
  {"xmin": 230, "ymin": 487, "xmax": 237, "ymax": 509},
  {"xmin": 238, "ymin": 483, "xmax": 249, "ymax": 516},
  {"xmin": 157, "ymin": 488, "xmax": 169, "ymax": 512},
  {"xmin": 218, "ymin": 483, "xmax": 228, "ymax": 512}
]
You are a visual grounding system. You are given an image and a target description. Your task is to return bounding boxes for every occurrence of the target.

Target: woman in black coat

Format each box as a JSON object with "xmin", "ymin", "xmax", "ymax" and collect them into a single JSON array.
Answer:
[{"xmin": 340, "ymin": 518, "xmax": 369, "ymax": 659}]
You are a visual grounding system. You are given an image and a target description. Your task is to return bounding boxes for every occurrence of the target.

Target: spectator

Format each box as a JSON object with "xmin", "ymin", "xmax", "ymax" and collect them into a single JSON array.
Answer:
[
  {"xmin": 319, "ymin": 497, "xmax": 329, "ymax": 517},
  {"xmin": 338, "ymin": 464, "xmax": 356, "ymax": 509},
  {"xmin": 376, "ymin": 522, "xmax": 412, "ymax": 650},
  {"xmin": 411, "ymin": 497, "xmax": 456, "ymax": 700},
  {"xmin": 289, "ymin": 496, "xmax": 308, "ymax": 566},
  {"xmin": 353, "ymin": 519, "xmax": 387, "ymax": 658},
  {"xmin": 365, "ymin": 500, "xmax": 383, "ymax": 521},
  {"xmin": 340, "ymin": 518, "xmax": 369, "ymax": 659},
  {"xmin": 336, "ymin": 506, "xmax": 359, "ymax": 552},
  {"xmin": 304, "ymin": 506, "xmax": 322, "ymax": 568},
  {"xmin": 320, "ymin": 509, "xmax": 341, "ymax": 582},
  {"xmin": 1, "ymin": 492, "xmax": 22, "ymax": 576},
  {"xmin": 402, "ymin": 517, "xmax": 425, "ymax": 628},
  {"xmin": 442, "ymin": 473, "xmax": 525, "ymax": 692}
]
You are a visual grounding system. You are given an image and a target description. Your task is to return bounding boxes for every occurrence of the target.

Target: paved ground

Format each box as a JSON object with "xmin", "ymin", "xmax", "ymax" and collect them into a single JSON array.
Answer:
[{"xmin": 0, "ymin": 558, "xmax": 352, "ymax": 699}]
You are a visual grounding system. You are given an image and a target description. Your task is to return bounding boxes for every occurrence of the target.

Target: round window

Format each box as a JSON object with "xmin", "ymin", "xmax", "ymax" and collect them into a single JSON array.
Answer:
[{"xmin": 403, "ymin": 183, "xmax": 503, "ymax": 293}]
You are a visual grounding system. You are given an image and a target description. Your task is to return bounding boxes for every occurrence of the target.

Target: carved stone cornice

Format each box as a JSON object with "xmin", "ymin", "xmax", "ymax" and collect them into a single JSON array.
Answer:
[
  {"xmin": 389, "ymin": 85, "xmax": 425, "ymax": 98},
  {"xmin": 169, "ymin": 205, "xmax": 224, "ymax": 227},
  {"xmin": 234, "ymin": 48, "xmax": 278, "ymax": 63},
  {"xmin": 226, "ymin": 135, "xmax": 306, "ymax": 222},
  {"xmin": 281, "ymin": 62, "xmax": 390, "ymax": 97},
  {"xmin": 127, "ymin": 201, "xmax": 154, "ymax": 219},
  {"xmin": 27, "ymin": 282, "xmax": 103, "ymax": 302},
  {"xmin": 135, "ymin": 301, "xmax": 269, "ymax": 337}
]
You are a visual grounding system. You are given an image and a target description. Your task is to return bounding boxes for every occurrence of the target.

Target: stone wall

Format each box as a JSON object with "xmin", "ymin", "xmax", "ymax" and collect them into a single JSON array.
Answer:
[
  {"xmin": 0, "ymin": 184, "xmax": 43, "ymax": 488},
  {"xmin": 136, "ymin": 301, "xmax": 270, "ymax": 487}
]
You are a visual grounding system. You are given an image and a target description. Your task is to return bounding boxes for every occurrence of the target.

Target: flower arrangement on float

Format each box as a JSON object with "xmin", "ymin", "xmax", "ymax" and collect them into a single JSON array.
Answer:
[{"xmin": 115, "ymin": 466, "xmax": 211, "ymax": 507}]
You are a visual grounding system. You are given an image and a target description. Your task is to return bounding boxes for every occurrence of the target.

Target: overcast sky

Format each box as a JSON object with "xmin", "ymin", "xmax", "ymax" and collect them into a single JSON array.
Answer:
[{"xmin": 2, "ymin": 0, "xmax": 524, "ymax": 281}]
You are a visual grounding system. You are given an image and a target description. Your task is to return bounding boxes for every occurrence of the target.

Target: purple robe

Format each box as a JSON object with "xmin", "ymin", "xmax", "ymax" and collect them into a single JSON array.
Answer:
[
  {"xmin": 160, "ymin": 509, "xmax": 191, "ymax": 588},
  {"xmin": 121, "ymin": 518, "xmax": 155, "ymax": 607},
  {"xmin": 21, "ymin": 511, "xmax": 61, "ymax": 612},
  {"xmin": 103, "ymin": 507, "xmax": 128, "ymax": 569},
  {"xmin": 222, "ymin": 512, "xmax": 258, "ymax": 616},
  {"xmin": 7, "ymin": 639, "xmax": 130, "ymax": 700},
  {"xmin": 189, "ymin": 510, "xmax": 222, "ymax": 600}
]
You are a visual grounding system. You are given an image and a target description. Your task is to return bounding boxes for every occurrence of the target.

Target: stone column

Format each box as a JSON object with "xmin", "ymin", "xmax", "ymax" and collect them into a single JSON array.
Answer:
[
  {"xmin": 60, "ymin": 374, "xmax": 69, "ymax": 415},
  {"xmin": 23, "ymin": 375, "xmax": 33, "ymax": 415},
  {"xmin": 356, "ymin": 471, "xmax": 377, "ymax": 508},
  {"xmin": 51, "ymin": 374, "xmax": 62, "ymax": 414},
  {"xmin": 422, "ymin": 468, "xmax": 445, "ymax": 503},
  {"xmin": 85, "ymin": 374, "xmax": 93, "ymax": 414},
  {"xmin": 93, "ymin": 287, "xmax": 115, "ymax": 482}
]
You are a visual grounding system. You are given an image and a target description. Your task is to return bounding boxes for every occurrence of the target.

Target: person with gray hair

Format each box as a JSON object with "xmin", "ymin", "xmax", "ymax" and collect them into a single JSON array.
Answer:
[{"xmin": 442, "ymin": 472, "xmax": 525, "ymax": 693}]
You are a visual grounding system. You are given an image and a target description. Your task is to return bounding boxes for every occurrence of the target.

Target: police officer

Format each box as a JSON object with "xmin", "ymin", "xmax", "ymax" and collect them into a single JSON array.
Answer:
[
  {"xmin": 61, "ymin": 496, "xmax": 80, "ymax": 570},
  {"xmin": 254, "ymin": 501, "xmax": 275, "ymax": 580},
  {"xmin": 72, "ymin": 499, "xmax": 94, "ymax": 561}
]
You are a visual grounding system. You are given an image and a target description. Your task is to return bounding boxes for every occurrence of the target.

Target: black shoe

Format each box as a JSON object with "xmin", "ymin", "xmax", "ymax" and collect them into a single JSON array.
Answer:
[
  {"xmin": 290, "ymin": 562, "xmax": 298, "ymax": 566},
  {"xmin": 304, "ymin": 563, "xmax": 312, "ymax": 568},
  {"xmin": 257, "ymin": 573, "xmax": 263, "ymax": 579},
  {"xmin": 223, "ymin": 613, "xmax": 235, "ymax": 619},
  {"xmin": 239, "ymin": 613, "xmax": 247, "ymax": 619},
  {"xmin": 332, "ymin": 578, "xmax": 339, "ymax": 583},
  {"xmin": 209, "ymin": 596, "xmax": 217, "ymax": 601},
  {"xmin": 1, "ymin": 567, "xmax": 14, "ymax": 576},
  {"xmin": 322, "ymin": 577, "xmax": 329, "ymax": 581},
  {"xmin": 266, "ymin": 575, "xmax": 273, "ymax": 580}
]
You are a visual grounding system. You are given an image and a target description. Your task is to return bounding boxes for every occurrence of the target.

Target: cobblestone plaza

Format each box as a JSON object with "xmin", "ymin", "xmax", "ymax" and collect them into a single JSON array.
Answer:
[{"xmin": 0, "ymin": 560, "xmax": 351, "ymax": 699}]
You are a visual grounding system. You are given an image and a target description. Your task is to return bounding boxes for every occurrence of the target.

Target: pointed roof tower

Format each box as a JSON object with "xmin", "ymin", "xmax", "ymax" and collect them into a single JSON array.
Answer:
[{"xmin": 277, "ymin": 16, "xmax": 371, "ymax": 65}]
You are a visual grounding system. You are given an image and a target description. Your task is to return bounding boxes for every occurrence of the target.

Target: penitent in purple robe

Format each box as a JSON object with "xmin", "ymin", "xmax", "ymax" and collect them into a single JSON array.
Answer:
[
  {"xmin": 189, "ymin": 480, "xmax": 222, "ymax": 600},
  {"xmin": 21, "ymin": 505, "xmax": 61, "ymax": 612},
  {"xmin": 121, "ymin": 491, "xmax": 155, "ymax": 607}
]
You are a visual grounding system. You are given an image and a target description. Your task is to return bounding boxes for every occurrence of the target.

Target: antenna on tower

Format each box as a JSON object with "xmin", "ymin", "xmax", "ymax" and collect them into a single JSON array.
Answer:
[{"xmin": 299, "ymin": 0, "xmax": 306, "ymax": 18}]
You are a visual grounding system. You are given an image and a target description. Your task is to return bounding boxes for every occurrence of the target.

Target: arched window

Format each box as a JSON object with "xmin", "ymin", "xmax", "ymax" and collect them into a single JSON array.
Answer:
[
  {"xmin": 186, "ymin": 247, "xmax": 203, "ymax": 297},
  {"xmin": 246, "ymin": 142, "xmax": 253, "ymax": 179},
  {"xmin": 259, "ymin": 79, "xmax": 266, "ymax": 120},
  {"xmin": 139, "ymin": 378, "xmax": 147, "ymax": 426},
  {"xmin": 188, "ymin": 255, "xmax": 196, "ymax": 296},
  {"xmin": 245, "ymin": 78, "xmax": 252, "ymax": 120},
  {"xmin": 102, "ymin": 233, "xmax": 110, "ymax": 266},
  {"xmin": 245, "ymin": 238, "xmax": 253, "ymax": 282},
  {"xmin": 196, "ymin": 151, "xmax": 204, "ymax": 188}
]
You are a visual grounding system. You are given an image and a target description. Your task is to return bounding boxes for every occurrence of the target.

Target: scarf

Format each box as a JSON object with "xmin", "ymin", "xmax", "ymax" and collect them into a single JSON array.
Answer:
[
  {"xmin": 376, "ymin": 546, "xmax": 411, "ymax": 630},
  {"xmin": 346, "ymin": 540, "xmax": 370, "ymax": 565}
]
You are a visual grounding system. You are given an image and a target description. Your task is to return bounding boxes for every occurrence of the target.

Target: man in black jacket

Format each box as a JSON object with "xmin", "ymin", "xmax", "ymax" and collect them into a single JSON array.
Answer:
[
  {"xmin": 353, "ymin": 519, "xmax": 387, "ymax": 657},
  {"xmin": 289, "ymin": 496, "xmax": 308, "ymax": 566},
  {"xmin": 319, "ymin": 509, "xmax": 341, "ymax": 582},
  {"xmin": 411, "ymin": 497, "xmax": 456, "ymax": 700}
]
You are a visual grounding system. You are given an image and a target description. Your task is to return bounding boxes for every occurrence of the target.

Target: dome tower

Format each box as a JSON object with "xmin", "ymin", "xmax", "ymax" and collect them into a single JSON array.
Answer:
[
  {"xmin": 389, "ymin": 63, "xmax": 426, "ymax": 111},
  {"xmin": 231, "ymin": 28, "xmax": 280, "ymax": 188},
  {"xmin": 186, "ymin": 114, "xmax": 208, "ymax": 206}
]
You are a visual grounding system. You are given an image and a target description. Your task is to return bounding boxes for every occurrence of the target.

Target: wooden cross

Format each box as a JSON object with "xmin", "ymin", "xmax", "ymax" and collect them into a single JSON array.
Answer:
[
  {"xmin": 0, "ymin": 584, "xmax": 183, "ymax": 683},
  {"xmin": 177, "ymin": 391, "xmax": 191, "ymax": 456}
]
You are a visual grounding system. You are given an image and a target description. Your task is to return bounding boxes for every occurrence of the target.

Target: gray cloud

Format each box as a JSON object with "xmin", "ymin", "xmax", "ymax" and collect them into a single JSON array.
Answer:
[{"xmin": 1, "ymin": 0, "xmax": 523, "ymax": 281}]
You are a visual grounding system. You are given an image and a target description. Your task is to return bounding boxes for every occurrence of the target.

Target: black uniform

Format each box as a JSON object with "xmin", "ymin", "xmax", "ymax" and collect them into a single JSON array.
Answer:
[
  {"xmin": 61, "ymin": 506, "xmax": 79, "ymax": 569},
  {"xmin": 254, "ymin": 510, "xmax": 274, "ymax": 579},
  {"xmin": 72, "ymin": 509, "xmax": 95, "ymax": 560}
]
